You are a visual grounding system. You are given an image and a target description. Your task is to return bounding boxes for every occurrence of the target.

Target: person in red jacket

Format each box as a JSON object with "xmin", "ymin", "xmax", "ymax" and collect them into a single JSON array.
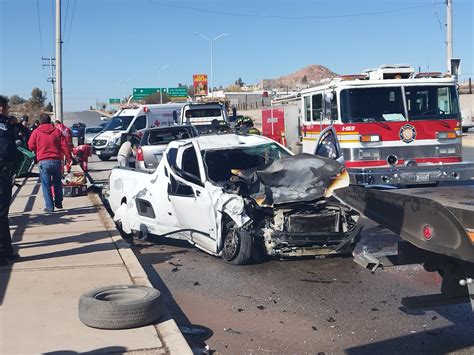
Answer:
[
  {"xmin": 73, "ymin": 144, "xmax": 92, "ymax": 171},
  {"xmin": 28, "ymin": 114, "xmax": 72, "ymax": 212},
  {"xmin": 55, "ymin": 120, "xmax": 74, "ymax": 173}
]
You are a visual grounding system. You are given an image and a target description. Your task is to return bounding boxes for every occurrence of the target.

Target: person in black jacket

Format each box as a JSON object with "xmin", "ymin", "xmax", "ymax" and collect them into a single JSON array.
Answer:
[{"xmin": 0, "ymin": 96, "xmax": 20, "ymax": 266}]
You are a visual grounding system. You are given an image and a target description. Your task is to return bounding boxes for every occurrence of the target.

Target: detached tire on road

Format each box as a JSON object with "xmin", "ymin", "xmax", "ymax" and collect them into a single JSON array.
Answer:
[{"xmin": 78, "ymin": 285, "xmax": 161, "ymax": 329}]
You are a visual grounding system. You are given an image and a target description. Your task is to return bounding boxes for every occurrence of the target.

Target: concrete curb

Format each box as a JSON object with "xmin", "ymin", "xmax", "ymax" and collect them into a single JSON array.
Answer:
[{"xmin": 88, "ymin": 191, "xmax": 192, "ymax": 355}]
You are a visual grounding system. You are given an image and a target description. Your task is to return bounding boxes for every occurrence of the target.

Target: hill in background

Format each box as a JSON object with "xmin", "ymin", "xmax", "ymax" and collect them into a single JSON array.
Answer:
[{"xmin": 262, "ymin": 64, "xmax": 338, "ymax": 90}]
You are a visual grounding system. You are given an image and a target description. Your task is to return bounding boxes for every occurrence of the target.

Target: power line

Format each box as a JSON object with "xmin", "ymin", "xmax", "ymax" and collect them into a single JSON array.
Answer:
[
  {"xmin": 150, "ymin": 1, "xmax": 445, "ymax": 20},
  {"xmin": 64, "ymin": 0, "xmax": 76, "ymax": 52},
  {"xmin": 63, "ymin": 0, "xmax": 70, "ymax": 35},
  {"xmin": 51, "ymin": 0, "xmax": 55, "ymax": 47},
  {"xmin": 35, "ymin": 0, "xmax": 44, "ymax": 57}
]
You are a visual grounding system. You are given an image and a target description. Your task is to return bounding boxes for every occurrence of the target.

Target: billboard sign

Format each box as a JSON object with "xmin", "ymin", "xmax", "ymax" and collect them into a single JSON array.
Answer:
[{"xmin": 193, "ymin": 74, "xmax": 208, "ymax": 96}]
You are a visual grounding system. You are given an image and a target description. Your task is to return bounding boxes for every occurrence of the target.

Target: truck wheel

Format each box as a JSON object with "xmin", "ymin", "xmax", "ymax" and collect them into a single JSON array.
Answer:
[
  {"xmin": 98, "ymin": 156, "xmax": 110, "ymax": 161},
  {"xmin": 222, "ymin": 220, "xmax": 252, "ymax": 265},
  {"xmin": 78, "ymin": 285, "xmax": 161, "ymax": 329},
  {"xmin": 133, "ymin": 229, "xmax": 149, "ymax": 241}
]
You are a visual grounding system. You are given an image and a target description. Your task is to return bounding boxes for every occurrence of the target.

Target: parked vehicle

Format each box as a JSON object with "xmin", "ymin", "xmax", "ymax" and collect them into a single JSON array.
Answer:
[
  {"xmin": 461, "ymin": 108, "xmax": 473, "ymax": 133},
  {"xmin": 136, "ymin": 125, "xmax": 198, "ymax": 172},
  {"xmin": 92, "ymin": 103, "xmax": 184, "ymax": 161},
  {"xmin": 179, "ymin": 102, "xmax": 229, "ymax": 134},
  {"xmin": 109, "ymin": 129, "xmax": 361, "ymax": 264},
  {"xmin": 71, "ymin": 122, "xmax": 86, "ymax": 138},
  {"xmin": 264, "ymin": 64, "xmax": 474, "ymax": 185},
  {"xmin": 84, "ymin": 126, "xmax": 103, "ymax": 145}
]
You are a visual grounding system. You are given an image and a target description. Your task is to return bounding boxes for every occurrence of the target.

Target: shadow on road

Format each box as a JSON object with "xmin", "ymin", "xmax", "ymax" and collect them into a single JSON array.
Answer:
[{"xmin": 140, "ymin": 252, "xmax": 213, "ymax": 353}]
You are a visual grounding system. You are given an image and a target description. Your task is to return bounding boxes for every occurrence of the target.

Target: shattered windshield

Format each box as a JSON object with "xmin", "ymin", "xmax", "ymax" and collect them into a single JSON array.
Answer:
[
  {"xmin": 103, "ymin": 116, "xmax": 134, "ymax": 131},
  {"xmin": 203, "ymin": 143, "xmax": 291, "ymax": 185},
  {"xmin": 340, "ymin": 87, "xmax": 406, "ymax": 123}
]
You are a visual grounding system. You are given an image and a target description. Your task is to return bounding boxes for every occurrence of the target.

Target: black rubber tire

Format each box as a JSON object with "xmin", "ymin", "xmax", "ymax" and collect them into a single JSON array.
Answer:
[
  {"xmin": 221, "ymin": 220, "xmax": 253, "ymax": 265},
  {"xmin": 98, "ymin": 155, "xmax": 110, "ymax": 161},
  {"xmin": 462, "ymin": 127, "xmax": 469, "ymax": 133},
  {"xmin": 78, "ymin": 285, "xmax": 161, "ymax": 329},
  {"xmin": 133, "ymin": 229, "xmax": 148, "ymax": 241}
]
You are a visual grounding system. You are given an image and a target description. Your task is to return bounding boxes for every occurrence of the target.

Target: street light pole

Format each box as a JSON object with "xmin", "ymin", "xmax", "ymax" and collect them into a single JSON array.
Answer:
[
  {"xmin": 159, "ymin": 64, "xmax": 169, "ymax": 104},
  {"xmin": 195, "ymin": 33, "xmax": 230, "ymax": 97}
]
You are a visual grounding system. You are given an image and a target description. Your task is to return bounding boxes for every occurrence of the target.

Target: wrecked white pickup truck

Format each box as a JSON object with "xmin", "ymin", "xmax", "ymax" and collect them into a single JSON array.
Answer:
[{"xmin": 108, "ymin": 128, "xmax": 361, "ymax": 264}]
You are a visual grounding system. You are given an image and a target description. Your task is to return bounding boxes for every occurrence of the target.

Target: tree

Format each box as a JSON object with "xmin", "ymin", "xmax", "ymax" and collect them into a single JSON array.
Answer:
[
  {"xmin": 235, "ymin": 77, "xmax": 244, "ymax": 87},
  {"xmin": 45, "ymin": 102, "xmax": 53, "ymax": 112},
  {"xmin": 9, "ymin": 95, "xmax": 26, "ymax": 105},
  {"xmin": 225, "ymin": 84, "xmax": 242, "ymax": 92},
  {"xmin": 29, "ymin": 88, "xmax": 46, "ymax": 108},
  {"xmin": 144, "ymin": 92, "xmax": 170, "ymax": 104}
]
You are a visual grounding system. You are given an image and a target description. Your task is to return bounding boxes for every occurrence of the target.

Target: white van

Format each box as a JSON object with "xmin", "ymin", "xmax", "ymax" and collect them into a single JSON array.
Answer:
[
  {"xmin": 92, "ymin": 103, "xmax": 184, "ymax": 161},
  {"xmin": 179, "ymin": 102, "xmax": 228, "ymax": 134}
]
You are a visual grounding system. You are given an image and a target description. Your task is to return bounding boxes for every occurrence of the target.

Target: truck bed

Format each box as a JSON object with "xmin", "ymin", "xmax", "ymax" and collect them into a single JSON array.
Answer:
[{"xmin": 334, "ymin": 184, "xmax": 474, "ymax": 263}]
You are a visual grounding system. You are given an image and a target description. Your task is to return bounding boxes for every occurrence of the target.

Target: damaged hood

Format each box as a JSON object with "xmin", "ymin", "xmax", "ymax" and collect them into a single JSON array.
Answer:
[{"xmin": 230, "ymin": 153, "xmax": 349, "ymax": 206}]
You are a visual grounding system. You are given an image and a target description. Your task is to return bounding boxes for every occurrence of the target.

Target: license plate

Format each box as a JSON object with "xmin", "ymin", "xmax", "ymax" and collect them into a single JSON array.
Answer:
[
  {"xmin": 96, "ymin": 150, "xmax": 101, "ymax": 155},
  {"xmin": 415, "ymin": 172, "xmax": 430, "ymax": 182}
]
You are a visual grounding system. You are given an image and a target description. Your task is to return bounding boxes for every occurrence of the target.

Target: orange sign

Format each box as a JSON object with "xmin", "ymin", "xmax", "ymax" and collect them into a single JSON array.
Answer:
[{"xmin": 193, "ymin": 74, "xmax": 208, "ymax": 96}]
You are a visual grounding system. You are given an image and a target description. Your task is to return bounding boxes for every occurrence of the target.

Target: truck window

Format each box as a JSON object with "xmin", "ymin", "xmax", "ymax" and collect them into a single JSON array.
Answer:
[
  {"xmin": 315, "ymin": 130, "xmax": 339, "ymax": 159},
  {"xmin": 312, "ymin": 94, "xmax": 322, "ymax": 121},
  {"xmin": 340, "ymin": 87, "xmax": 405, "ymax": 123},
  {"xmin": 330, "ymin": 94, "xmax": 338, "ymax": 121},
  {"xmin": 167, "ymin": 148, "xmax": 178, "ymax": 168},
  {"xmin": 304, "ymin": 96, "xmax": 311, "ymax": 122},
  {"xmin": 131, "ymin": 115, "xmax": 147, "ymax": 131},
  {"xmin": 405, "ymin": 85, "xmax": 460, "ymax": 120},
  {"xmin": 181, "ymin": 146, "xmax": 201, "ymax": 180}
]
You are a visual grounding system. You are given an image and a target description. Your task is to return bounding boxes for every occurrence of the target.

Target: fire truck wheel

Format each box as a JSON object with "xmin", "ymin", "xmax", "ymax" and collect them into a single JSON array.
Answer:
[{"xmin": 78, "ymin": 285, "xmax": 161, "ymax": 329}]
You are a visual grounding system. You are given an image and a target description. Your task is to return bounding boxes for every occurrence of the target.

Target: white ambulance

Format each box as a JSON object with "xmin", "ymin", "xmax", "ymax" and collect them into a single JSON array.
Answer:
[{"xmin": 92, "ymin": 103, "xmax": 184, "ymax": 161}]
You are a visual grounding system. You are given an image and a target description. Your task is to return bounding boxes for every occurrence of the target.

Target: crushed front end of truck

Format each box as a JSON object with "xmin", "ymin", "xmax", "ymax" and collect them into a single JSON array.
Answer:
[{"xmin": 220, "ymin": 154, "xmax": 362, "ymax": 258}]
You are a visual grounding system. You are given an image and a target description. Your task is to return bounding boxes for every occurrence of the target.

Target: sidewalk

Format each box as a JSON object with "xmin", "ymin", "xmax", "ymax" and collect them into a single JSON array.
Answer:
[{"xmin": 0, "ymin": 170, "xmax": 191, "ymax": 354}]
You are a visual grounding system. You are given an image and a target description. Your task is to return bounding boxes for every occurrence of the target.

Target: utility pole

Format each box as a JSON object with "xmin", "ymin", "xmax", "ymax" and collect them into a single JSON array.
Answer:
[
  {"xmin": 55, "ymin": 0, "xmax": 63, "ymax": 121},
  {"xmin": 159, "ymin": 64, "xmax": 169, "ymax": 104},
  {"xmin": 195, "ymin": 33, "xmax": 230, "ymax": 98},
  {"xmin": 42, "ymin": 57, "xmax": 56, "ymax": 115},
  {"xmin": 446, "ymin": 0, "xmax": 453, "ymax": 74}
]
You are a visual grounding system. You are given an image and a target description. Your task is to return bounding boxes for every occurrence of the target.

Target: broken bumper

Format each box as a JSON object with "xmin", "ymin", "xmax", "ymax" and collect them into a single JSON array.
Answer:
[{"xmin": 269, "ymin": 225, "xmax": 363, "ymax": 257}]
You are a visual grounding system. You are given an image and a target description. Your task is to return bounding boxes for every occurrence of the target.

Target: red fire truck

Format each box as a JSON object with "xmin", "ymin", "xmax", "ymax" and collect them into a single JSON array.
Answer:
[{"xmin": 262, "ymin": 64, "xmax": 474, "ymax": 185}]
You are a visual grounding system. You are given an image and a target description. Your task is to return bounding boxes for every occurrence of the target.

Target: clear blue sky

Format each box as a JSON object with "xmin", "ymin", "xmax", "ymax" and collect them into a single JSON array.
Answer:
[{"xmin": 1, "ymin": 0, "xmax": 473, "ymax": 111}]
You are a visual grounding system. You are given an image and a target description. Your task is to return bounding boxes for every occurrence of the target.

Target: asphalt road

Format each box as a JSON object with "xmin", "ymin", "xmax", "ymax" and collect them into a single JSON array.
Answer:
[
  {"xmin": 63, "ymin": 110, "xmax": 104, "ymax": 128},
  {"xmin": 87, "ymin": 133, "xmax": 474, "ymax": 354}
]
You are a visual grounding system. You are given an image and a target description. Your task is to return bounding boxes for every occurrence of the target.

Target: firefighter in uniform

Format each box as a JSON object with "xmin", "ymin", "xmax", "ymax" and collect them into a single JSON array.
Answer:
[
  {"xmin": 236, "ymin": 116, "xmax": 261, "ymax": 135},
  {"xmin": 0, "ymin": 97, "xmax": 20, "ymax": 266}
]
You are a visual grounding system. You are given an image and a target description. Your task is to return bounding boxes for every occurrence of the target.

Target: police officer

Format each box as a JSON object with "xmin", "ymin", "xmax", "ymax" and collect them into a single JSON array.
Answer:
[{"xmin": 0, "ymin": 96, "xmax": 20, "ymax": 266}]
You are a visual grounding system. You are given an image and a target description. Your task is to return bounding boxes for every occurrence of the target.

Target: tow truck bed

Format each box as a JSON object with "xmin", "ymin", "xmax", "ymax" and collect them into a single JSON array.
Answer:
[{"xmin": 334, "ymin": 184, "xmax": 474, "ymax": 310}]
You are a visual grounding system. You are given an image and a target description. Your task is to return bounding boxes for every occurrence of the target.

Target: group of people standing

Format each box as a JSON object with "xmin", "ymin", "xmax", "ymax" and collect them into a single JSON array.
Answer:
[{"xmin": 0, "ymin": 96, "xmax": 72, "ymax": 266}]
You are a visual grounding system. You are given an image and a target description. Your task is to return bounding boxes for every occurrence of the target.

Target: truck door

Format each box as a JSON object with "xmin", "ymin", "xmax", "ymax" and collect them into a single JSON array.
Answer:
[
  {"xmin": 314, "ymin": 125, "xmax": 344, "ymax": 164},
  {"xmin": 163, "ymin": 143, "xmax": 217, "ymax": 254}
]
